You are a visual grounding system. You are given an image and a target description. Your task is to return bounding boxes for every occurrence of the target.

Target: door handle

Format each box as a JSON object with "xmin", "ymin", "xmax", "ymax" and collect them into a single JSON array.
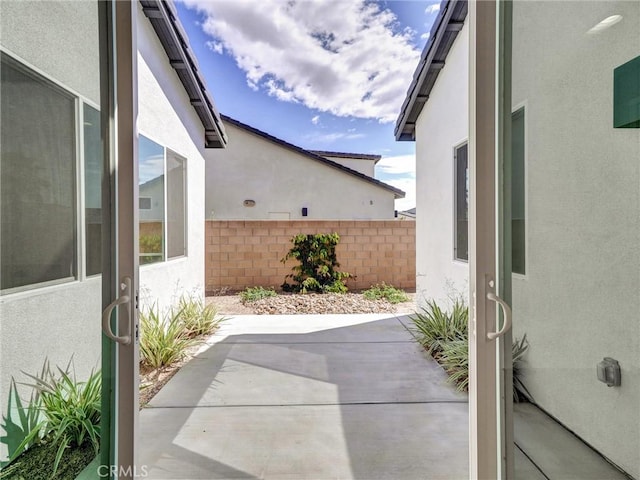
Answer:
[
  {"xmin": 486, "ymin": 292, "xmax": 512, "ymax": 340},
  {"xmin": 102, "ymin": 276, "xmax": 132, "ymax": 345}
]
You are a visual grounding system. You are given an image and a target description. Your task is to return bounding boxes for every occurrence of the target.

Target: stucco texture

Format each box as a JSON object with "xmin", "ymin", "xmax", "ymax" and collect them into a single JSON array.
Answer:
[
  {"xmin": 414, "ymin": 21, "xmax": 470, "ymax": 305},
  {"xmin": 205, "ymin": 122, "xmax": 397, "ymax": 221},
  {"xmin": 137, "ymin": 2, "xmax": 210, "ymax": 312},
  {"xmin": 510, "ymin": 2, "xmax": 640, "ymax": 476}
]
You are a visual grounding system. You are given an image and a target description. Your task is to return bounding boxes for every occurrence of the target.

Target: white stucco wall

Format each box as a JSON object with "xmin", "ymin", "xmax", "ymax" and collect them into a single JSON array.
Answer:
[
  {"xmin": 511, "ymin": 2, "xmax": 640, "ymax": 476},
  {"xmin": 205, "ymin": 122, "xmax": 397, "ymax": 220},
  {"xmin": 318, "ymin": 155, "xmax": 377, "ymax": 177},
  {"xmin": 414, "ymin": 22, "xmax": 469, "ymax": 306},
  {"xmin": 136, "ymin": 3, "xmax": 209, "ymax": 312},
  {"xmin": 0, "ymin": 1, "xmax": 103, "ymax": 462}
]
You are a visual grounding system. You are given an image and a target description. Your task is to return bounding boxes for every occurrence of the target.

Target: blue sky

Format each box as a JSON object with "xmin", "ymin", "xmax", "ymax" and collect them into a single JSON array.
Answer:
[{"xmin": 176, "ymin": 1, "xmax": 441, "ymax": 210}]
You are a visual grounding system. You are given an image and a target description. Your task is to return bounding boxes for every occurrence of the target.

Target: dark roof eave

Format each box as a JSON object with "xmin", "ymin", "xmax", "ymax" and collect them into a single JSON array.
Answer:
[
  {"xmin": 309, "ymin": 150, "xmax": 382, "ymax": 163},
  {"xmin": 222, "ymin": 115, "xmax": 405, "ymax": 199},
  {"xmin": 394, "ymin": 0, "xmax": 468, "ymax": 142},
  {"xmin": 140, "ymin": 0, "xmax": 228, "ymax": 148}
]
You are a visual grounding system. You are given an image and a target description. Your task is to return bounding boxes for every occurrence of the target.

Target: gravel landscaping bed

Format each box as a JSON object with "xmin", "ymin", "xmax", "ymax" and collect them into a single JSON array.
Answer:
[{"xmin": 207, "ymin": 292, "xmax": 416, "ymax": 315}]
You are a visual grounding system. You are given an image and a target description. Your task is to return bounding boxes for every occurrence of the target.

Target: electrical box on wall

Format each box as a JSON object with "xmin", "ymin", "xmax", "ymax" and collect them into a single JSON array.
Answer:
[{"xmin": 597, "ymin": 357, "xmax": 621, "ymax": 387}]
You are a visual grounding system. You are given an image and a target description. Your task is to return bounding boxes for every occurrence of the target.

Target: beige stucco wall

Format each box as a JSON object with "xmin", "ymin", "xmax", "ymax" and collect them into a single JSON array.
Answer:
[
  {"xmin": 414, "ymin": 21, "xmax": 469, "ymax": 306},
  {"xmin": 511, "ymin": 2, "xmax": 640, "ymax": 476},
  {"xmin": 136, "ymin": 3, "xmax": 210, "ymax": 312},
  {"xmin": 205, "ymin": 122, "xmax": 397, "ymax": 220}
]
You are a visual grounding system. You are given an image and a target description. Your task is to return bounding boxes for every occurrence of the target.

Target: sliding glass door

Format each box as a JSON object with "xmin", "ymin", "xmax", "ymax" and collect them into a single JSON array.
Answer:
[
  {"xmin": 0, "ymin": 1, "xmax": 139, "ymax": 478},
  {"xmin": 469, "ymin": 1, "xmax": 640, "ymax": 478}
]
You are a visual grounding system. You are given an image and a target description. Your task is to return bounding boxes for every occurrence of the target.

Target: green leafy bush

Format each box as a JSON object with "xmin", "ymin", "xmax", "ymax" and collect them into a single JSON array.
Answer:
[
  {"xmin": 281, "ymin": 233, "xmax": 352, "ymax": 293},
  {"xmin": 239, "ymin": 286, "xmax": 277, "ymax": 303},
  {"xmin": 139, "ymin": 304, "xmax": 197, "ymax": 370},
  {"xmin": 411, "ymin": 299, "xmax": 530, "ymax": 398},
  {"xmin": 175, "ymin": 295, "xmax": 223, "ymax": 338},
  {"xmin": 139, "ymin": 234, "xmax": 162, "ymax": 254},
  {"xmin": 14, "ymin": 360, "xmax": 101, "ymax": 476},
  {"xmin": 363, "ymin": 283, "xmax": 409, "ymax": 304}
]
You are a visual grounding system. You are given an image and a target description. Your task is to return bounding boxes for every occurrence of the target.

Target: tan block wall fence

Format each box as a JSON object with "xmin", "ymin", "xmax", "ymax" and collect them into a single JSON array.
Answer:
[{"xmin": 205, "ymin": 220, "xmax": 416, "ymax": 294}]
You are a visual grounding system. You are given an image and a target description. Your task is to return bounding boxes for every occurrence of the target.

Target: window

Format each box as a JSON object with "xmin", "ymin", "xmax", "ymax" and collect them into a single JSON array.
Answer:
[
  {"xmin": 1, "ymin": 55, "xmax": 77, "ymax": 291},
  {"xmin": 166, "ymin": 151, "xmax": 186, "ymax": 259},
  {"xmin": 512, "ymin": 107, "xmax": 526, "ymax": 274},
  {"xmin": 0, "ymin": 54, "xmax": 104, "ymax": 293},
  {"xmin": 454, "ymin": 143, "xmax": 469, "ymax": 261},
  {"xmin": 84, "ymin": 104, "xmax": 103, "ymax": 276},
  {"xmin": 138, "ymin": 135, "xmax": 187, "ymax": 264}
]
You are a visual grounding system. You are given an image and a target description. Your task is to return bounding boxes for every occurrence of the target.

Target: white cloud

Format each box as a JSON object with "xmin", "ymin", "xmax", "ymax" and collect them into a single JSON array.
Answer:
[
  {"xmin": 375, "ymin": 154, "xmax": 416, "ymax": 211},
  {"xmin": 182, "ymin": 0, "xmax": 421, "ymax": 123},
  {"xmin": 206, "ymin": 40, "xmax": 224, "ymax": 55},
  {"xmin": 425, "ymin": 3, "xmax": 441, "ymax": 15},
  {"xmin": 305, "ymin": 131, "xmax": 366, "ymax": 143},
  {"xmin": 376, "ymin": 154, "xmax": 416, "ymax": 177},
  {"xmin": 421, "ymin": 32, "xmax": 430, "ymax": 40},
  {"xmin": 311, "ymin": 115, "xmax": 320, "ymax": 125}
]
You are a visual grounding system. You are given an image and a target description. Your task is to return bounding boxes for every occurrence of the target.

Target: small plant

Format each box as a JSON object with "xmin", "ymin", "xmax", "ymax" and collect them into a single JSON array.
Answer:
[
  {"xmin": 411, "ymin": 299, "xmax": 530, "ymax": 398},
  {"xmin": 411, "ymin": 299, "xmax": 468, "ymax": 356},
  {"xmin": 0, "ymin": 378, "xmax": 43, "ymax": 466},
  {"xmin": 139, "ymin": 303, "xmax": 197, "ymax": 371},
  {"xmin": 438, "ymin": 339, "xmax": 469, "ymax": 391},
  {"xmin": 363, "ymin": 283, "xmax": 409, "ymax": 304},
  {"xmin": 281, "ymin": 233, "xmax": 352, "ymax": 293},
  {"xmin": 240, "ymin": 286, "xmax": 277, "ymax": 303},
  {"xmin": 512, "ymin": 334, "xmax": 533, "ymax": 402},
  {"xmin": 174, "ymin": 294, "xmax": 223, "ymax": 338},
  {"xmin": 14, "ymin": 359, "xmax": 101, "ymax": 477}
]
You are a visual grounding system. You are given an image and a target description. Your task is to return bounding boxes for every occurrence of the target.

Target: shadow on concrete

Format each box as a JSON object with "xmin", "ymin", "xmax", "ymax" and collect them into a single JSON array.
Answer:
[{"xmin": 139, "ymin": 314, "xmax": 469, "ymax": 479}]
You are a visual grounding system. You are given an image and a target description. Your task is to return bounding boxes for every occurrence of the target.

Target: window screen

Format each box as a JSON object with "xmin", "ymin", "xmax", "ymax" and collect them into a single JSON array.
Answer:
[{"xmin": 1, "ymin": 55, "xmax": 77, "ymax": 291}]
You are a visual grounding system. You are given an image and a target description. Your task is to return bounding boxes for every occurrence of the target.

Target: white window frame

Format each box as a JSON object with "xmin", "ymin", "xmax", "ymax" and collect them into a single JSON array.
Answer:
[{"xmin": 138, "ymin": 133, "xmax": 188, "ymax": 266}]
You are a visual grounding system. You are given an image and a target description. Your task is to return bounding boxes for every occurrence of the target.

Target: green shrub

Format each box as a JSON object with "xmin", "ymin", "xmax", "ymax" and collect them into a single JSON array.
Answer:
[
  {"xmin": 239, "ymin": 286, "xmax": 277, "ymax": 303},
  {"xmin": 439, "ymin": 339, "xmax": 469, "ymax": 391},
  {"xmin": 411, "ymin": 299, "xmax": 468, "ymax": 356},
  {"xmin": 174, "ymin": 295, "xmax": 223, "ymax": 338},
  {"xmin": 363, "ymin": 283, "xmax": 409, "ymax": 304},
  {"xmin": 139, "ymin": 234, "xmax": 162, "ymax": 254},
  {"xmin": 411, "ymin": 299, "xmax": 530, "ymax": 398},
  {"xmin": 139, "ymin": 304, "xmax": 197, "ymax": 370},
  {"xmin": 281, "ymin": 233, "xmax": 352, "ymax": 293},
  {"xmin": 15, "ymin": 360, "xmax": 101, "ymax": 477}
]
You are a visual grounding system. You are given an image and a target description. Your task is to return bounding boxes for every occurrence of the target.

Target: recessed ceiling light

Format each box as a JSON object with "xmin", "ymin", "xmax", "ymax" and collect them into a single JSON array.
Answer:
[{"xmin": 587, "ymin": 15, "xmax": 623, "ymax": 34}]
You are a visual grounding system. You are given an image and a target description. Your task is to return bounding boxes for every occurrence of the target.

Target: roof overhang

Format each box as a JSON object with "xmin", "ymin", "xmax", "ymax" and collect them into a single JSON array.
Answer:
[
  {"xmin": 394, "ymin": 0, "xmax": 468, "ymax": 141},
  {"xmin": 310, "ymin": 150, "xmax": 382, "ymax": 164},
  {"xmin": 141, "ymin": 0, "xmax": 228, "ymax": 148}
]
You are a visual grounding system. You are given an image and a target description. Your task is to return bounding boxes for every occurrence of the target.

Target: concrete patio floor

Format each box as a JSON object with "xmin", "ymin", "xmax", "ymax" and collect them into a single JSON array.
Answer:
[
  {"xmin": 138, "ymin": 312, "xmax": 630, "ymax": 480},
  {"xmin": 139, "ymin": 313, "xmax": 469, "ymax": 479}
]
